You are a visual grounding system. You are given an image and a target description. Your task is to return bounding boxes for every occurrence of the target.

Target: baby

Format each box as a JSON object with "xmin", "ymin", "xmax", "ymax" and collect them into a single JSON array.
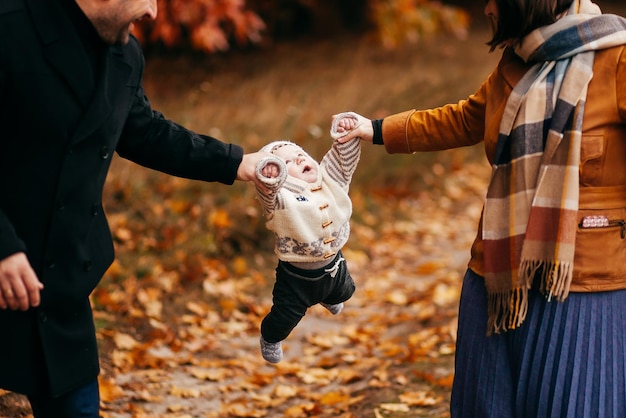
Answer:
[{"xmin": 254, "ymin": 112, "xmax": 361, "ymax": 363}]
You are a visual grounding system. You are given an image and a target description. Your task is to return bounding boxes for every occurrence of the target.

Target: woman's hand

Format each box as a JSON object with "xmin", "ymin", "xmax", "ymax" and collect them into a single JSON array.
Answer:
[{"xmin": 331, "ymin": 112, "xmax": 374, "ymax": 143}]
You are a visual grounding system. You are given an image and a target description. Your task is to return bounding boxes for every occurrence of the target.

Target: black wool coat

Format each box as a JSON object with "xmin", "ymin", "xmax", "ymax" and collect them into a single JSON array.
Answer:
[{"xmin": 0, "ymin": 0, "xmax": 243, "ymax": 397}]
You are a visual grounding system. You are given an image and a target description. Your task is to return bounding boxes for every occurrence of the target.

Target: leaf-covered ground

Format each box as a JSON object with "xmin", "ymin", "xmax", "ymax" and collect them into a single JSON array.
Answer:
[{"xmin": 97, "ymin": 157, "xmax": 489, "ymax": 418}]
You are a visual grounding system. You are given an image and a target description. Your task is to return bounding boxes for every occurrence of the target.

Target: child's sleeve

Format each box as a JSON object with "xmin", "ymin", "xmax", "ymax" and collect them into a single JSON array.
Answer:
[{"xmin": 255, "ymin": 156, "xmax": 287, "ymax": 214}]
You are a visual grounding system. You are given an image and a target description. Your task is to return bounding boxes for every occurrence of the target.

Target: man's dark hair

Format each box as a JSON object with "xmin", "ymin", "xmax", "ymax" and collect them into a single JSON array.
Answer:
[{"xmin": 487, "ymin": 0, "xmax": 574, "ymax": 50}]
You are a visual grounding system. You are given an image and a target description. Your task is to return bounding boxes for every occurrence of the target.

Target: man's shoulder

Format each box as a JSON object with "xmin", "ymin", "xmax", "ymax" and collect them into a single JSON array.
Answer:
[{"xmin": 0, "ymin": 0, "xmax": 24, "ymax": 15}]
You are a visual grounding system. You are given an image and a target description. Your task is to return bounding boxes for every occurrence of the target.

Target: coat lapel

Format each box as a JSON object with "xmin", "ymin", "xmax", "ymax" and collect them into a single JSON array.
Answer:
[
  {"xmin": 26, "ymin": 0, "xmax": 133, "ymax": 145},
  {"xmin": 71, "ymin": 46, "xmax": 132, "ymax": 144},
  {"xmin": 26, "ymin": 0, "xmax": 94, "ymax": 106}
]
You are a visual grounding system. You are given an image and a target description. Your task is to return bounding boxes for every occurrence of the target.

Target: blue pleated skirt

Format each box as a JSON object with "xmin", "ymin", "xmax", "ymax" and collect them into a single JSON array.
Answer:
[{"xmin": 451, "ymin": 269, "xmax": 626, "ymax": 418}]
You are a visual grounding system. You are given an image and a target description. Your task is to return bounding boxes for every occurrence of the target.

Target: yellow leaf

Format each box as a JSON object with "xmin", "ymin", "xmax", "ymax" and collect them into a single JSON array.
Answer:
[
  {"xmin": 136, "ymin": 288, "xmax": 163, "ymax": 319},
  {"xmin": 114, "ymin": 227, "xmax": 132, "ymax": 242},
  {"xmin": 297, "ymin": 368, "xmax": 335, "ymax": 385},
  {"xmin": 170, "ymin": 385, "xmax": 201, "ymax": 398},
  {"xmin": 433, "ymin": 282, "xmax": 459, "ymax": 306},
  {"xmin": 379, "ymin": 402, "xmax": 410, "ymax": 412},
  {"xmin": 113, "ymin": 332, "xmax": 139, "ymax": 350},
  {"xmin": 224, "ymin": 402, "xmax": 267, "ymax": 417},
  {"xmin": 399, "ymin": 390, "xmax": 442, "ymax": 406},
  {"xmin": 186, "ymin": 301, "xmax": 206, "ymax": 316},
  {"xmin": 386, "ymin": 289, "xmax": 408, "ymax": 305},
  {"xmin": 307, "ymin": 333, "xmax": 350, "ymax": 349},
  {"xmin": 284, "ymin": 403, "xmax": 319, "ymax": 417},
  {"xmin": 273, "ymin": 385, "xmax": 298, "ymax": 399},
  {"xmin": 189, "ymin": 367, "xmax": 229, "ymax": 381},
  {"xmin": 337, "ymin": 369, "xmax": 362, "ymax": 384}
]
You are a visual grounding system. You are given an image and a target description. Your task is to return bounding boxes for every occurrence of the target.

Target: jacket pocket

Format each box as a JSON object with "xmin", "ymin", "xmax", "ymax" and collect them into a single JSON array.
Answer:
[
  {"xmin": 579, "ymin": 133, "xmax": 604, "ymax": 186},
  {"xmin": 573, "ymin": 206, "xmax": 626, "ymax": 288}
]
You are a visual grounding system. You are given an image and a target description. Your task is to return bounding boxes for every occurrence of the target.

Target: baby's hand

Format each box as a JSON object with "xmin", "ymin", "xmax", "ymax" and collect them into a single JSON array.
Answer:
[
  {"xmin": 336, "ymin": 117, "xmax": 358, "ymax": 133},
  {"xmin": 330, "ymin": 112, "xmax": 361, "ymax": 141},
  {"xmin": 261, "ymin": 161, "xmax": 281, "ymax": 178}
]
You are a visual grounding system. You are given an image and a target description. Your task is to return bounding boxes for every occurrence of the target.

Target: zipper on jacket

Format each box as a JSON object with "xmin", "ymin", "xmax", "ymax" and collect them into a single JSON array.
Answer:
[{"xmin": 579, "ymin": 215, "xmax": 626, "ymax": 239}]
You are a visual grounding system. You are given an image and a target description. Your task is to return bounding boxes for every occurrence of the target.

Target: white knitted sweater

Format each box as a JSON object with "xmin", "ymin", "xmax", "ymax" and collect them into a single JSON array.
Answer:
[{"xmin": 255, "ymin": 138, "xmax": 361, "ymax": 264}]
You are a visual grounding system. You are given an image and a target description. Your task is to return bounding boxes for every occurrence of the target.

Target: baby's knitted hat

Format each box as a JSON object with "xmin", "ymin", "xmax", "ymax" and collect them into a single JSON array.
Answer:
[
  {"xmin": 258, "ymin": 140, "xmax": 319, "ymax": 183},
  {"xmin": 259, "ymin": 140, "xmax": 303, "ymax": 155}
]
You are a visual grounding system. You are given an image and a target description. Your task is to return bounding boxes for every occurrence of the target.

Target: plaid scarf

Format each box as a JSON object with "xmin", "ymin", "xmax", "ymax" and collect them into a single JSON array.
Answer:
[{"xmin": 482, "ymin": 0, "xmax": 626, "ymax": 334}]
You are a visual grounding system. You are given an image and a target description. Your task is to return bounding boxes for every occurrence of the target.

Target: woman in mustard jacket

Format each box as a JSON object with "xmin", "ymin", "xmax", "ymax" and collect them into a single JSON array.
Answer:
[{"xmin": 336, "ymin": 0, "xmax": 626, "ymax": 416}]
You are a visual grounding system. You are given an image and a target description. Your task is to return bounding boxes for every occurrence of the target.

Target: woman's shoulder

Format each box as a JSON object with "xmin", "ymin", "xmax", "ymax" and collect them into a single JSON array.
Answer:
[{"xmin": 496, "ymin": 47, "xmax": 534, "ymax": 88}]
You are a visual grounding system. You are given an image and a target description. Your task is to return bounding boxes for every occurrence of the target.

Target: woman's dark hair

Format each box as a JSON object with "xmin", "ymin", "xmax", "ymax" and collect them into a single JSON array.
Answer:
[{"xmin": 487, "ymin": 0, "xmax": 573, "ymax": 50}]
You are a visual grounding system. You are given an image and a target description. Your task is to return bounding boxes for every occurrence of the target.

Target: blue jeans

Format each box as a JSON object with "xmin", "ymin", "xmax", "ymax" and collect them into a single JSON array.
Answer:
[{"xmin": 27, "ymin": 379, "xmax": 100, "ymax": 418}]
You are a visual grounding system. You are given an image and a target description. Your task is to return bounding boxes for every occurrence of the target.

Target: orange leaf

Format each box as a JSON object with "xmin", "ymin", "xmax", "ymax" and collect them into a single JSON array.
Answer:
[
  {"xmin": 319, "ymin": 391, "xmax": 351, "ymax": 406},
  {"xmin": 98, "ymin": 375, "xmax": 124, "ymax": 403},
  {"xmin": 209, "ymin": 208, "xmax": 232, "ymax": 229}
]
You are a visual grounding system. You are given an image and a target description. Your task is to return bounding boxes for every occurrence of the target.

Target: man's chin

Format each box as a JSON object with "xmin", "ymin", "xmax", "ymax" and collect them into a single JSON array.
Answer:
[{"xmin": 114, "ymin": 27, "xmax": 132, "ymax": 45}]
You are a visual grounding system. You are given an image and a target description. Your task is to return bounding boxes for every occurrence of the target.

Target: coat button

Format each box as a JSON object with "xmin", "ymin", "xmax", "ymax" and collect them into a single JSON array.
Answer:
[
  {"xmin": 39, "ymin": 311, "xmax": 47, "ymax": 323},
  {"xmin": 100, "ymin": 146, "xmax": 110, "ymax": 159},
  {"xmin": 46, "ymin": 260, "xmax": 56, "ymax": 270},
  {"xmin": 83, "ymin": 261, "xmax": 92, "ymax": 272},
  {"xmin": 91, "ymin": 204, "xmax": 99, "ymax": 216}
]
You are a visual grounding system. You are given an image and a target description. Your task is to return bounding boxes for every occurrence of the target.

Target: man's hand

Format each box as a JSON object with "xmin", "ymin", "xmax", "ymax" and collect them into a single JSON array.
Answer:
[
  {"xmin": 237, "ymin": 152, "xmax": 269, "ymax": 182},
  {"xmin": 0, "ymin": 252, "xmax": 44, "ymax": 310},
  {"xmin": 236, "ymin": 151, "xmax": 275, "ymax": 193}
]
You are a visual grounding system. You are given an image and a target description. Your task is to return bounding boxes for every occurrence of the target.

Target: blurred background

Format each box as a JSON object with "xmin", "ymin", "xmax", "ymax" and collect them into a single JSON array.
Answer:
[{"xmin": 110, "ymin": 0, "xmax": 489, "ymax": 264}]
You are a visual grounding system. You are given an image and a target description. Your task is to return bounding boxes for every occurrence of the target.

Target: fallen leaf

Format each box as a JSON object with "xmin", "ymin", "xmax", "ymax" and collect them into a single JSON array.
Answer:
[
  {"xmin": 379, "ymin": 402, "xmax": 410, "ymax": 412},
  {"xmin": 399, "ymin": 390, "xmax": 442, "ymax": 406},
  {"xmin": 113, "ymin": 332, "xmax": 139, "ymax": 350},
  {"xmin": 170, "ymin": 386, "xmax": 201, "ymax": 398}
]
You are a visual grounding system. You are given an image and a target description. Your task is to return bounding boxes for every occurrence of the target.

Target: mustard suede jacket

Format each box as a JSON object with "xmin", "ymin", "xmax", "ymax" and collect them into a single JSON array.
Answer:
[{"xmin": 381, "ymin": 46, "xmax": 626, "ymax": 292}]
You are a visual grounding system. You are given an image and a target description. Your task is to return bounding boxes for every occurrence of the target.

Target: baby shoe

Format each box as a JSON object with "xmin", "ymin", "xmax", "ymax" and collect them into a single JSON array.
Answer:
[
  {"xmin": 260, "ymin": 336, "xmax": 283, "ymax": 363},
  {"xmin": 321, "ymin": 302, "xmax": 344, "ymax": 315}
]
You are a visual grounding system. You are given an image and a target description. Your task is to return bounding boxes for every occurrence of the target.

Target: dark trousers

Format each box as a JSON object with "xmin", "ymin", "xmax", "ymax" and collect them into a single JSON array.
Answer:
[
  {"xmin": 261, "ymin": 251, "xmax": 355, "ymax": 343},
  {"xmin": 27, "ymin": 379, "xmax": 100, "ymax": 418}
]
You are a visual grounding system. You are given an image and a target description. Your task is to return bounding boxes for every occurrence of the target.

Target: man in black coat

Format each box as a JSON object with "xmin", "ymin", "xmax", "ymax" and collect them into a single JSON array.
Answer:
[{"xmin": 0, "ymin": 0, "xmax": 267, "ymax": 415}]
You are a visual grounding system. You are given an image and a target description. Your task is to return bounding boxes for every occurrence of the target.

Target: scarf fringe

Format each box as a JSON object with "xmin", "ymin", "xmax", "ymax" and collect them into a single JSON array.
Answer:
[
  {"xmin": 528, "ymin": 259, "xmax": 574, "ymax": 302},
  {"xmin": 487, "ymin": 260, "xmax": 573, "ymax": 335},
  {"xmin": 487, "ymin": 287, "xmax": 529, "ymax": 335}
]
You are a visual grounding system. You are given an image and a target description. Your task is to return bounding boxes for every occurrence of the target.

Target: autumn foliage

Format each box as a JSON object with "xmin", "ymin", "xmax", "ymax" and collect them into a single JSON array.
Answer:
[
  {"xmin": 132, "ymin": 0, "xmax": 266, "ymax": 52},
  {"xmin": 132, "ymin": 0, "xmax": 470, "ymax": 53}
]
